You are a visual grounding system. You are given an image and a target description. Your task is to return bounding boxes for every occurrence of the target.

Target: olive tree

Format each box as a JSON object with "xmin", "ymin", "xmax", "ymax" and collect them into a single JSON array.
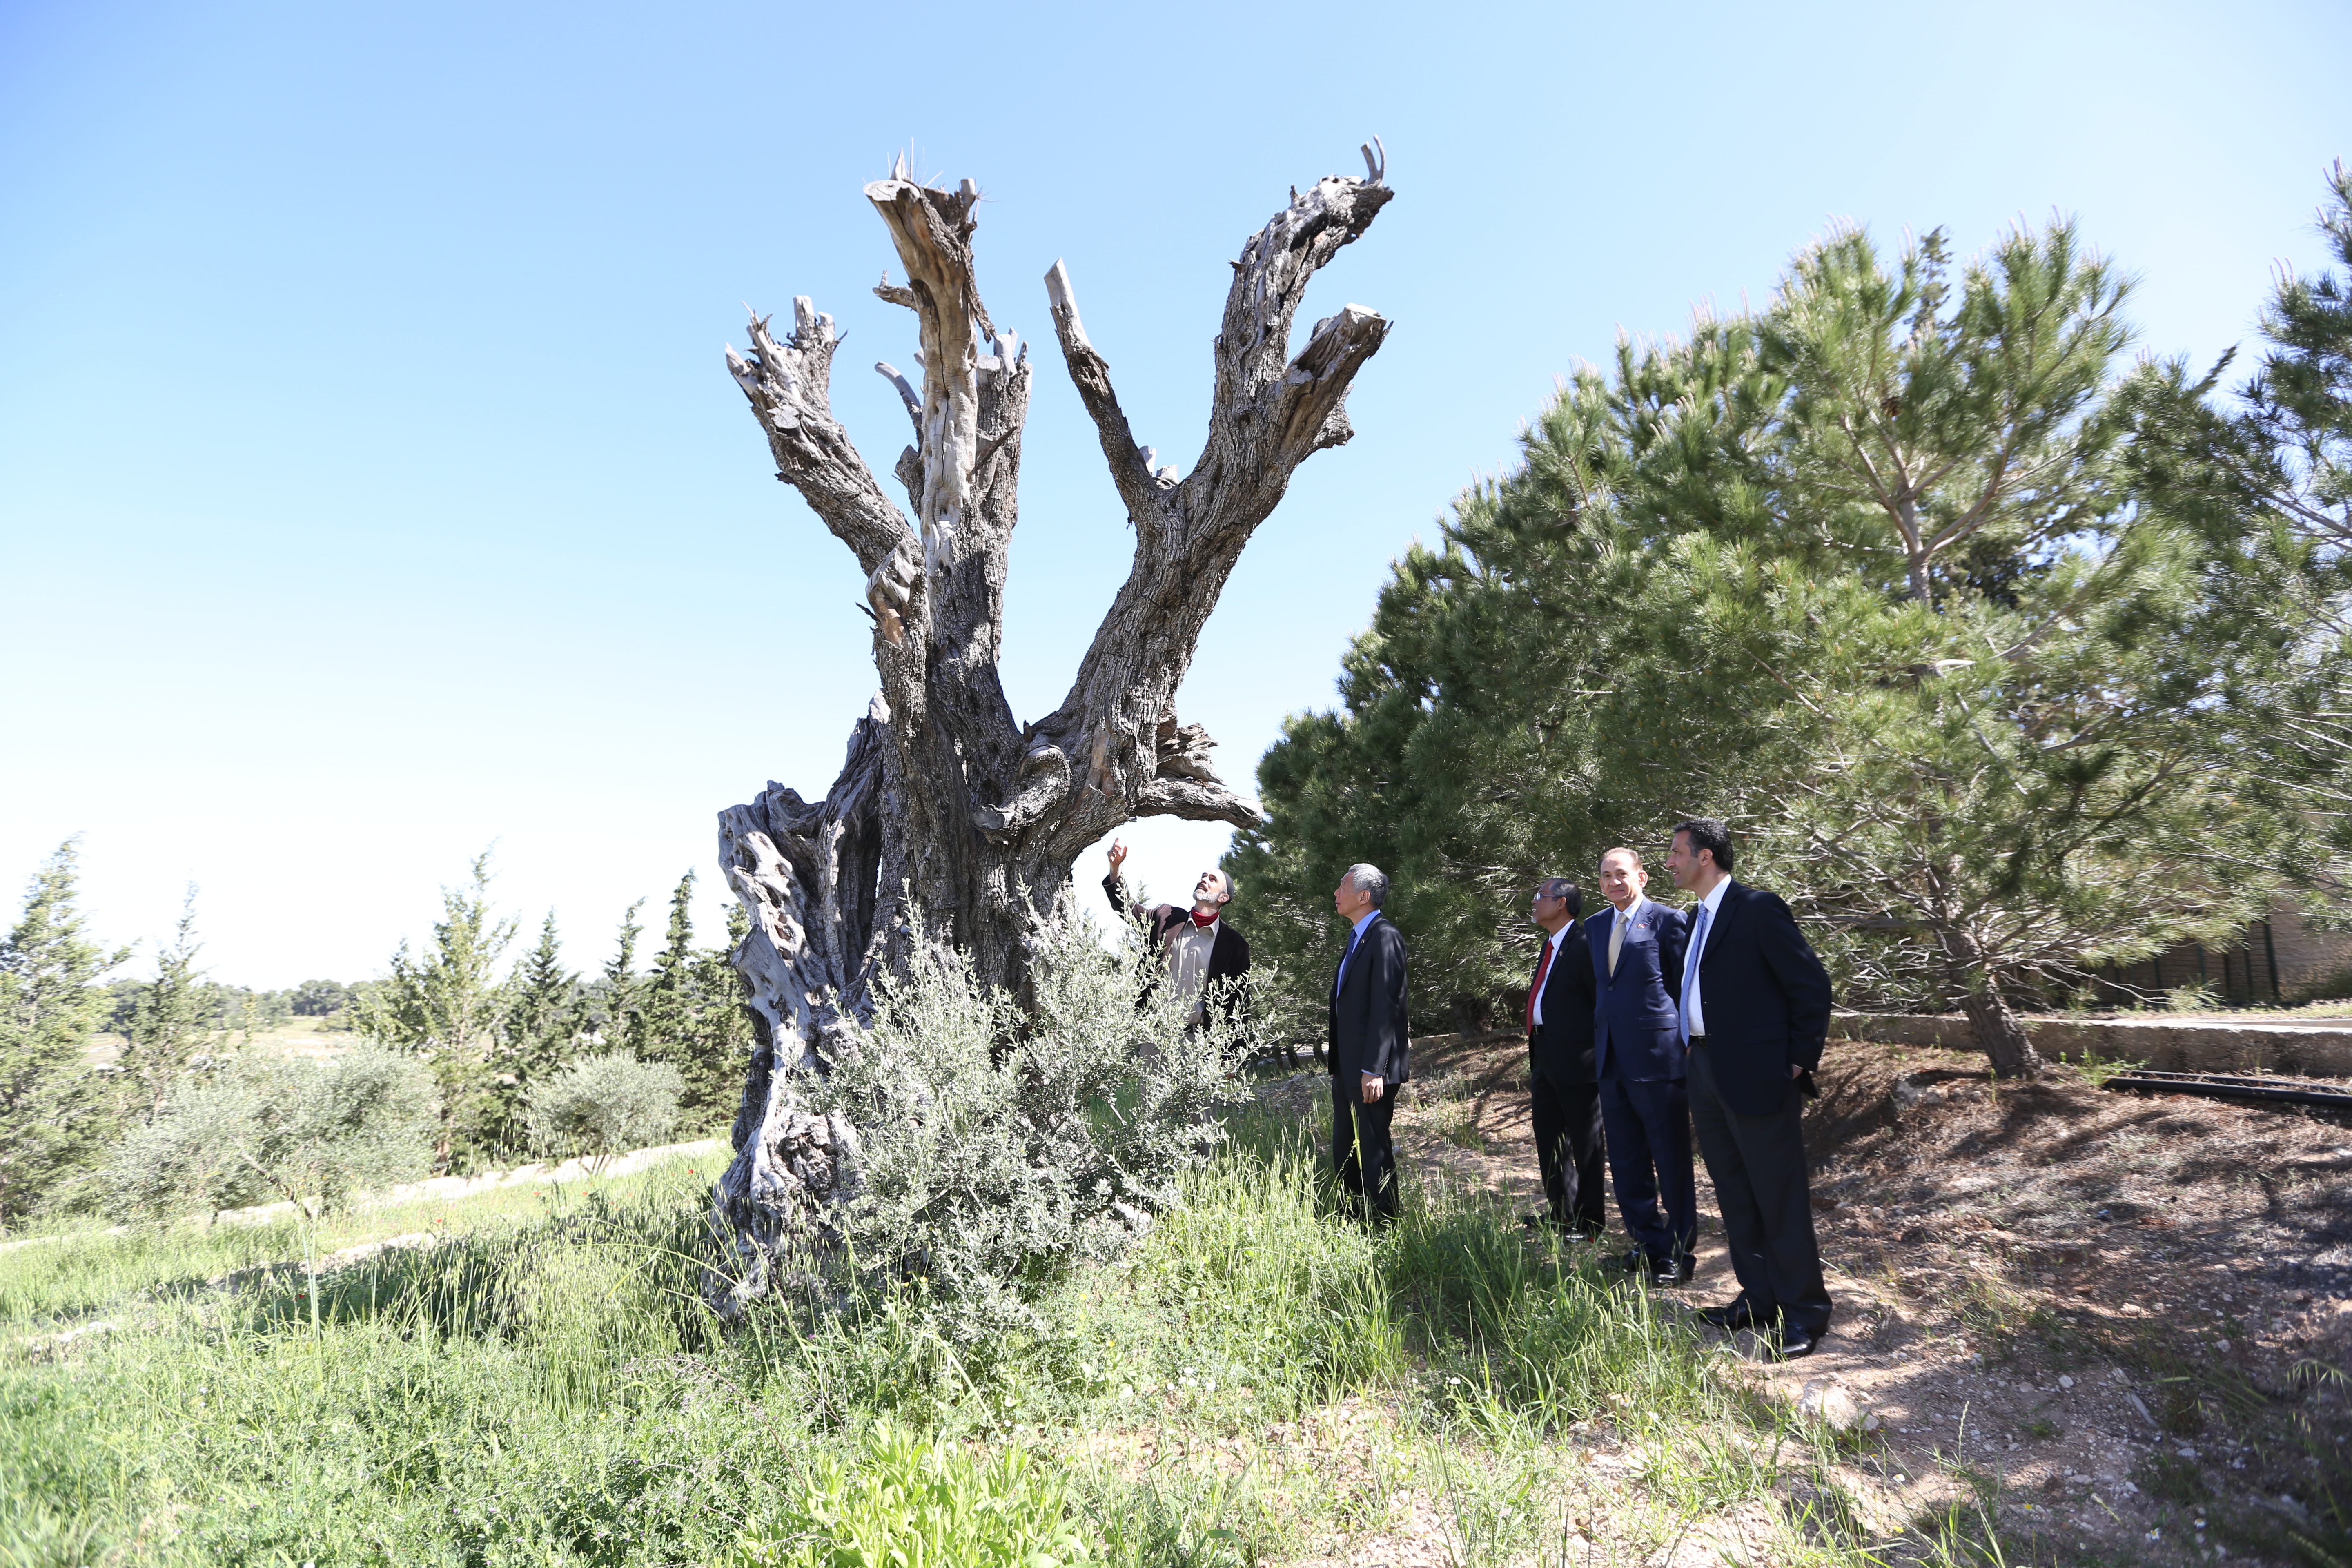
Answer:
[{"xmin": 712, "ymin": 148, "xmax": 1394, "ymax": 1288}]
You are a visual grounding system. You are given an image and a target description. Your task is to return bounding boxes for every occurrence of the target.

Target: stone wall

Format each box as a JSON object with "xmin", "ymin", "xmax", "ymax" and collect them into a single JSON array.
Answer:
[{"xmin": 1834, "ymin": 1011, "xmax": 2352, "ymax": 1077}]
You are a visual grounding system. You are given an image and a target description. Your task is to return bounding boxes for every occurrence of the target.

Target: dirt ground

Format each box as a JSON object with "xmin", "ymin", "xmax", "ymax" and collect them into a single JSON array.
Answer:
[{"xmin": 1292, "ymin": 1031, "xmax": 2352, "ymax": 1565}]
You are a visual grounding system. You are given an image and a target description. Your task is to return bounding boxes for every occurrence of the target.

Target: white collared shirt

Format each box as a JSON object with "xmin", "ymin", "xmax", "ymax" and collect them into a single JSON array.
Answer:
[
  {"xmin": 1680, "ymin": 878, "xmax": 1733, "ymax": 1038},
  {"xmin": 1529, "ymin": 922, "xmax": 1572, "ymax": 1025},
  {"xmin": 1170, "ymin": 915, "xmax": 1220, "ymax": 1022},
  {"xmin": 1613, "ymin": 893, "xmax": 1647, "ymax": 940}
]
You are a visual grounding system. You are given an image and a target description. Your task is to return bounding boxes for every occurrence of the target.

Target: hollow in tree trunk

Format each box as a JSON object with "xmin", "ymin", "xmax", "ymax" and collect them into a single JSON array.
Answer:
[{"xmin": 708, "ymin": 147, "xmax": 1394, "ymax": 1302}]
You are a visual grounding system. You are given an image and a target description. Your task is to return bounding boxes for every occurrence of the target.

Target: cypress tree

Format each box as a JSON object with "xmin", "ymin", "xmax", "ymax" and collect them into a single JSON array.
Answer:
[
  {"xmin": 0, "ymin": 842, "xmax": 126, "ymax": 1226},
  {"xmin": 635, "ymin": 871, "xmax": 745, "ymax": 1125},
  {"xmin": 117, "ymin": 890, "xmax": 216, "ymax": 1126},
  {"xmin": 596, "ymin": 898, "xmax": 644, "ymax": 1053},
  {"xmin": 492, "ymin": 910, "xmax": 580, "ymax": 1155},
  {"xmin": 351, "ymin": 853, "xmax": 517, "ymax": 1172}
]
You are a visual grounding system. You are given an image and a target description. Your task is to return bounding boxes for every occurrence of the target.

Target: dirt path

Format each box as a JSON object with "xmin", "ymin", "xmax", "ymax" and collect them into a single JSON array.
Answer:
[{"xmin": 1320, "ymin": 1033, "xmax": 2352, "ymax": 1562}]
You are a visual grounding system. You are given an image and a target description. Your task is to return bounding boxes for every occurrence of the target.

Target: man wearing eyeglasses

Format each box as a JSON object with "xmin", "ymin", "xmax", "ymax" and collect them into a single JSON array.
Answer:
[{"xmin": 1104, "ymin": 839, "xmax": 1253, "ymax": 1029}]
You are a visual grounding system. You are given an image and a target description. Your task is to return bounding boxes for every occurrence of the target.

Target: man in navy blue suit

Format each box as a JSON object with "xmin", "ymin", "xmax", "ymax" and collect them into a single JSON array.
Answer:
[
  {"xmin": 1587, "ymin": 847, "xmax": 1695, "ymax": 1285},
  {"xmin": 1524, "ymin": 876, "xmax": 1603, "ymax": 1237},
  {"xmin": 1667, "ymin": 817, "xmax": 1835, "ymax": 1359},
  {"xmin": 1329, "ymin": 862, "xmax": 1411, "ymax": 1224}
]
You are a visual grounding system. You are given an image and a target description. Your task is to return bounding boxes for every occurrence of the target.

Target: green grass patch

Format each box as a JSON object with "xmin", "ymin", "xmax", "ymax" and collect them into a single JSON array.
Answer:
[{"xmin": 0, "ymin": 1108, "xmax": 1963, "ymax": 1567}]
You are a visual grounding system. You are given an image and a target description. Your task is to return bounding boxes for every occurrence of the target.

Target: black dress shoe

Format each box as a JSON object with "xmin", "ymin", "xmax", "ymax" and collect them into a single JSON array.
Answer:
[
  {"xmin": 1770, "ymin": 1327, "xmax": 1820, "ymax": 1360},
  {"xmin": 1645, "ymin": 1254, "xmax": 1697, "ymax": 1288},
  {"xmin": 1697, "ymin": 1298, "xmax": 1764, "ymax": 1331}
]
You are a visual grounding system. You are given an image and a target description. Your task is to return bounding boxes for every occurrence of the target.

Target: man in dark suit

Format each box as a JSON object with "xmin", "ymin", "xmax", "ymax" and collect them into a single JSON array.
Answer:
[
  {"xmin": 1103, "ymin": 839, "xmax": 1252, "ymax": 1028},
  {"xmin": 1328, "ymin": 862, "xmax": 1410, "ymax": 1223},
  {"xmin": 1588, "ymin": 847, "xmax": 1695, "ymax": 1283},
  {"xmin": 1666, "ymin": 817, "xmax": 1835, "ymax": 1359},
  {"xmin": 1524, "ymin": 876, "xmax": 1604, "ymax": 1237}
]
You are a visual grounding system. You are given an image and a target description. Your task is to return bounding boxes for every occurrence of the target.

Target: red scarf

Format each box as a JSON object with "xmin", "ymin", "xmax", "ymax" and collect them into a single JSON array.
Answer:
[{"xmin": 1190, "ymin": 910, "xmax": 1217, "ymax": 929}]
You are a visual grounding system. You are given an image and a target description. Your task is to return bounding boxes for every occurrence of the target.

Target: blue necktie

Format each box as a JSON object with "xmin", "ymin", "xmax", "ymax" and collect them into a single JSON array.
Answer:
[
  {"xmin": 1335, "ymin": 928, "xmax": 1362, "ymax": 996},
  {"xmin": 1681, "ymin": 903, "xmax": 1712, "ymax": 1045}
]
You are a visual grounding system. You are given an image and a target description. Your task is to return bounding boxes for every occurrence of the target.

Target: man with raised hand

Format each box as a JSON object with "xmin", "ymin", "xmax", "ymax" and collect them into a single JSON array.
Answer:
[
  {"xmin": 1103, "ymin": 839, "xmax": 1252, "ymax": 1030},
  {"xmin": 1327, "ymin": 862, "xmax": 1410, "ymax": 1224},
  {"xmin": 1588, "ymin": 847, "xmax": 1694, "ymax": 1285},
  {"xmin": 1667, "ymin": 817, "xmax": 1835, "ymax": 1359},
  {"xmin": 1524, "ymin": 876, "xmax": 1604, "ymax": 1238}
]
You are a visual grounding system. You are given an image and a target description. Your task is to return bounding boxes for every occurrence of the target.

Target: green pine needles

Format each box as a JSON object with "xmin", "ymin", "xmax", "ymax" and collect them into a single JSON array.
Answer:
[{"xmin": 1233, "ymin": 183, "xmax": 2352, "ymax": 1069}]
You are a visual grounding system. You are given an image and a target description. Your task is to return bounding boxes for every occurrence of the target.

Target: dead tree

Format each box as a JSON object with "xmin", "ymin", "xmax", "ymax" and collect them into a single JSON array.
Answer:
[{"xmin": 710, "ymin": 147, "xmax": 1393, "ymax": 1294}]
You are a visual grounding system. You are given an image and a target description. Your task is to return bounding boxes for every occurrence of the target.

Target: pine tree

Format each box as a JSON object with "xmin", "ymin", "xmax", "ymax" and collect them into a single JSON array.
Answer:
[
  {"xmin": 491, "ymin": 910, "xmax": 581, "ymax": 1156},
  {"xmin": 1237, "ymin": 213, "xmax": 2331, "ymax": 1078},
  {"xmin": 594, "ymin": 898, "xmax": 644, "ymax": 1054},
  {"xmin": 633, "ymin": 871, "xmax": 696, "ymax": 1062},
  {"xmin": 634, "ymin": 871, "xmax": 748, "ymax": 1125},
  {"xmin": 116, "ymin": 890, "xmax": 216, "ymax": 1126},
  {"xmin": 697, "ymin": 901, "xmax": 754, "ymax": 1125},
  {"xmin": 352, "ymin": 853, "xmax": 517, "ymax": 1172},
  {"xmin": 2245, "ymin": 161, "xmax": 2352, "ymax": 552},
  {"xmin": 504, "ymin": 912, "xmax": 579, "ymax": 1072},
  {"xmin": 0, "ymin": 842, "xmax": 126, "ymax": 1227}
]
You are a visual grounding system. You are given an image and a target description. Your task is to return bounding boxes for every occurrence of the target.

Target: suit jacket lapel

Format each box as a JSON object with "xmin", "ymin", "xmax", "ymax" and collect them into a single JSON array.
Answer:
[
  {"xmin": 1338, "ymin": 915, "xmax": 1378, "ymax": 996},
  {"xmin": 1695, "ymin": 881, "xmax": 1739, "ymax": 970}
]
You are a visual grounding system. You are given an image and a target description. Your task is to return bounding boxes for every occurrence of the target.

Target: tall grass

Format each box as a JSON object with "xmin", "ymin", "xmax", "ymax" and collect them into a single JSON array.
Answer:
[{"xmin": 0, "ymin": 1110, "xmax": 1878, "ymax": 1567}]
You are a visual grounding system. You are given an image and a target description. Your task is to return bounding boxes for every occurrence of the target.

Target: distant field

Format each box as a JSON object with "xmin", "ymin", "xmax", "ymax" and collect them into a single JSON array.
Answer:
[{"xmin": 83, "ymin": 1016, "xmax": 354, "ymax": 1069}]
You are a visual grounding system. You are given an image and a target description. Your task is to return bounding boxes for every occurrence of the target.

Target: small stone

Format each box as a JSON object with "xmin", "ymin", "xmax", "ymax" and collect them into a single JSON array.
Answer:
[
  {"xmin": 2216, "ymin": 1339, "xmax": 2232, "ymax": 1352},
  {"xmin": 2058, "ymin": 1374, "xmax": 2075, "ymax": 1389},
  {"xmin": 1862, "ymin": 1413, "xmax": 1882, "ymax": 1432},
  {"xmin": 1798, "ymin": 1382, "xmax": 1861, "ymax": 1431}
]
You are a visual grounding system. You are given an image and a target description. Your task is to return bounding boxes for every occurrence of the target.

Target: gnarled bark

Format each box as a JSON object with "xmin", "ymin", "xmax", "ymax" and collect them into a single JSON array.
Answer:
[{"xmin": 710, "ymin": 147, "xmax": 1393, "ymax": 1303}]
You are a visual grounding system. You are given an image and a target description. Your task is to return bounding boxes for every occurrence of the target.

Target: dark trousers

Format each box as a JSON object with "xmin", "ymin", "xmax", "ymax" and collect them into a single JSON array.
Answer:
[
  {"xmin": 1687, "ymin": 1045, "xmax": 1831, "ymax": 1336},
  {"xmin": 1529, "ymin": 1069, "xmax": 1606, "ymax": 1235},
  {"xmin": 1598, "ymin": 1072, "xmax": 1697, "ymax": 1265},
  {"xmin": 1330, "ymin": 1079, "xmax": 1400, "ymax": 1221}
]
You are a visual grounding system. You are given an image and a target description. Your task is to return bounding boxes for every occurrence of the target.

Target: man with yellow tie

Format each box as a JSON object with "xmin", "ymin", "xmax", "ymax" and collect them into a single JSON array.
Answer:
[{"xmin": 1587, "ymin": 846, "xmax": 1695, "ymax": 1285}]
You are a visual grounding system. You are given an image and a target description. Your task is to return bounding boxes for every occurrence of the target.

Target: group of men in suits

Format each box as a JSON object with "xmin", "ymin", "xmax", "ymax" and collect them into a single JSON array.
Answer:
[
  {"xmin": 1108, "ymin": 821, "xmax": 1836, "ymax": 1358},
  {"xmin": 1315, "ymin": 821, "xmax": 1837, "ymax": 1359},
  {"xmin": 1523, "ymin": 819, "xmax": 1836, "ymax": 1357}
]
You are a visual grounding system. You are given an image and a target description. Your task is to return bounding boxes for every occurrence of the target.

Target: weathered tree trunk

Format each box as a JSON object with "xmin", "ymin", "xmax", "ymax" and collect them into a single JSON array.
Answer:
[
  {"xmin": 708, "ymin": 149, "xmax": 1394, "ymax": 1301},
  {"xmin": 1936, "ymin": 925, "xmax": 2044, "ymax": 1079}
]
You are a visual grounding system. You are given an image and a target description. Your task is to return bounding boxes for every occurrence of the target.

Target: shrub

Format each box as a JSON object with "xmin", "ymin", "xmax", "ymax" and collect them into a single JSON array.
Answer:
[
  {"xmin": 801, "ymin": 913, "xmax": 1258, "ymax": 1338},
  {"xmin": 525, "ymin": 1051, "xmax": 684, "ymax": 1171},
  {"xmin": 101, "ymin": 1046, "xmax": 437, "ymax": 1222},
  {"xmin": 742, "ymin": 1422, "xmax": 1092, "ymax": 1568}
]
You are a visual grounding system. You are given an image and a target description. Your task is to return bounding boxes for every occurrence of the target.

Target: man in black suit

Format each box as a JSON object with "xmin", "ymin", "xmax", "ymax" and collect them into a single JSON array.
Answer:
[
  {"xmin": 1524, "ymin": 876, "xmax": 1604, "ymax": 1238},
  {"xmin": 1328, "ymin": 862, "xmax": 1410, "ymax": 1223},
  {"xmin": 1666, "ymin": 817, "xmax": 1835, "ymax": 1359},
  {"xmin": 1103, "ymin": 839, "xmax": 1252, "ymax": 1028},
  {"xmin": 1588, "ymin": 847, "xmax": 1695, "ymax": 1283}
]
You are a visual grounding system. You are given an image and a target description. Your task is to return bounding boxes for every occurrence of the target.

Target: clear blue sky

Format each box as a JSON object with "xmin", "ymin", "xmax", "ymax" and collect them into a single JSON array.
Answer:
[{"xmin": 4, "ymin": 0, "xmax": 2347, "ymax": 987}]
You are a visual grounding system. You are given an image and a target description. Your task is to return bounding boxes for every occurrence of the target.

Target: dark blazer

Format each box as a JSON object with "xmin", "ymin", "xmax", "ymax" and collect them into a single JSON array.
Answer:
[
  {"xmin": 1683, "ymin": 880, "xmax": 1834, "ymax": 1116},
  {"xmin": 1103, "ymin": 873, "xmax": 1251, "ymax": 1018},
  {"xmin": 1329, "ymin": 913, "xmax": 1410, "ymax": 1093},
  {"xmin": 1588, "ymin": 899, "xmax": 1689, "ymax": 1082},
  {"xmin": 1527, "ymin": 921, "xmax": 1597, "ymax": 1083}
]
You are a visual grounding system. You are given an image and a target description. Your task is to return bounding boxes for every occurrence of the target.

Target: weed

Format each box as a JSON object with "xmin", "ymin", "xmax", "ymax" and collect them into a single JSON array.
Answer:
[{"xmin": 2058, "ymin": 1053, "xmax": 2148, "ymax": 1089}]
